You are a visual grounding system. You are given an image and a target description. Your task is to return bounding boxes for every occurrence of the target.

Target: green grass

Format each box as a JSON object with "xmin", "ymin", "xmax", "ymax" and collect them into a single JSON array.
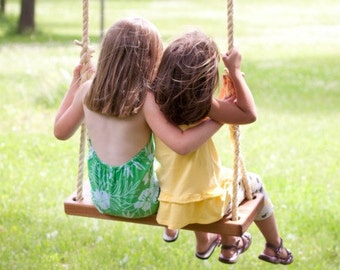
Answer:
[{"xmin": 1, "ymin": 0, "xmax": 339, "ymax": 269}]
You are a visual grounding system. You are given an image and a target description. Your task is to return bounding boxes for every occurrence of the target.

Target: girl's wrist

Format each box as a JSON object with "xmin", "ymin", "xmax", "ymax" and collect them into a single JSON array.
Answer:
[{"xmin": 228, "ymin": 68, "xmax": 242, "ymax": 79}]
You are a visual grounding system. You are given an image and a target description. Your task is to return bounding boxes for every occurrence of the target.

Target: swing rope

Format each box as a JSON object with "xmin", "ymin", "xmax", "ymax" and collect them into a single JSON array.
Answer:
[
  {"xmin": 226, "ymin": 0, "xmax": 253, "ymax": 221},
  {"xmin": 75, "ymin": 0, "xmax": 93, "ymax": 202}
]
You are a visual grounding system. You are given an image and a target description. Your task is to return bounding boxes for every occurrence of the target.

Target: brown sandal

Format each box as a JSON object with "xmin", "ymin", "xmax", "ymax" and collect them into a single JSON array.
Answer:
[
  {"xmin": 218, "ymin": 232, "xmax": 252, "ymax": 264},
  {"xmin": 258, "ymin": 238, "xmax": 293, "ymax": 265},
  {"xmin": 195, "ymin": 235, "xmax": 221, "ymax": 260}
]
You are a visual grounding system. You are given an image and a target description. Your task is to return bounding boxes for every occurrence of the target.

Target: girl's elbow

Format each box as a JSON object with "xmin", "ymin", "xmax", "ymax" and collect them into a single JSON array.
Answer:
[
  {"xmin": 243, "ymin": 108, "xmax": 257, "ymax": 124},
  {"xmin": 177, "ymin": 149, "xmax": 191, "ymax": 156},
  {"xmin": 54, "ymin": 131, "xmax": 67, "ymax": 140},
  {"xmin": 248, "ymin": 111, "xmax": 257, "ymax": 123},
  {"xmin": 173, "ymin": 149, "xmax": 188, "ymax": 156},
  {"xmin": 172, "ymin": 145, "xmax": 192, "ymax": 156},
  {"xmin": 54, "ymin": 127, "xmax": 70, "ymax": 140},
  {"xmin": 239, "ymin": 112, "xmax": 257, "ymax": 125}
]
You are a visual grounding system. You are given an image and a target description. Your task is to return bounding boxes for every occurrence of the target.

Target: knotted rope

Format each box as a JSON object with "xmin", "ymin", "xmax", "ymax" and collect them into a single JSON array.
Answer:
[
  {"xmin": 226, "ymin": 0, "xmax": 252, "ymax": 221},
  {"xmin": 75, "ymin": 0, "xmax": 94, "ymax": 201}
]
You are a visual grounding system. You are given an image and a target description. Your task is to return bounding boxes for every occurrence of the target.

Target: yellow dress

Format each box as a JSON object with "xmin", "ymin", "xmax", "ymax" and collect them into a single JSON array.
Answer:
[{"xmin": 155, "ymin": 131, "xmax": 233, "ymax": 229}]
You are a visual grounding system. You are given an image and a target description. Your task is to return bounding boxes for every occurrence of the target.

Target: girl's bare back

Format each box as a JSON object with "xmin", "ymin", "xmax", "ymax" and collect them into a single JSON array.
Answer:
[{"xmin": 83, "ymin": 83, "xmax": 151, "ymax": 167}]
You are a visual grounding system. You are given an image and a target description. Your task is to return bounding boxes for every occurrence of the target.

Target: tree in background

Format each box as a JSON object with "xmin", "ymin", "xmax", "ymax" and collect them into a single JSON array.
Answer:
[
  {"xmin": 18, "ymin": 0, "xmax": 35, "ymax": 34},
  {"xmin": 1, "ymin": 0, "xmax": 5, "ymax": 13}
]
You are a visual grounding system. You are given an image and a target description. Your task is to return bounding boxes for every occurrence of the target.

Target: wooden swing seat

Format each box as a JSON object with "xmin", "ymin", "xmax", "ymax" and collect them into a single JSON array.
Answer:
[{"xmin": 64, "ymin": 181, "xmax": 264, "ymax": 236}]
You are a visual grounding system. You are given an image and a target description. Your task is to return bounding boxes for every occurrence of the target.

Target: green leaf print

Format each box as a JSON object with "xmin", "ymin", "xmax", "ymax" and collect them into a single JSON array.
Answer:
[{"xmin": 88, "ymin": 137, "xmax": 159, "ymax": 218}]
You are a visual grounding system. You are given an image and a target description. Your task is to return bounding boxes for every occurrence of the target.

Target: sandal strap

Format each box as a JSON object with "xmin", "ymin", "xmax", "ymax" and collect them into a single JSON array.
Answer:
[
  {"xmin": 265, "ymin": 238, "xmax": 282, "ymax": 253},
  {"xmin": 261, "ymin": 238, "xmax": 293, "ymax": 264},
  {"xmin": 240, "ymin": 233, "xmax": 251, "ymax": 248},
  {"xmin": 221, "ymin": 244, "xmax": 238, "ymax": 252},
  {"xmin": 221, "ymin": 233, "xmax": 250, "ymax": 252},
  {"xmin": 265, "ymin": 238, "xmax": 290, "ymax": 258}
]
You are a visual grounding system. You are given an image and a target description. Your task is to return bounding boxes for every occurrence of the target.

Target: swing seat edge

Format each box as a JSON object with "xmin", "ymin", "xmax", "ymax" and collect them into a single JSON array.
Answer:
[{"xmin": 64, "ymin": 181, "xmax": 264, "ymax": 236}]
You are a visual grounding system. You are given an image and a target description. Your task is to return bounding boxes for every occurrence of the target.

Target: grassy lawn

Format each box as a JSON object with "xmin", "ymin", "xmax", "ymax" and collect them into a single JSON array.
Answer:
[{"xmin": 0, "ymin": 0, "xmax": 339, "ymax": 269}]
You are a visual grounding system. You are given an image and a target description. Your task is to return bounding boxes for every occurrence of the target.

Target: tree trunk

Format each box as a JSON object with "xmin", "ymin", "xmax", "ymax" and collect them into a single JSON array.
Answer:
[
  {"xmin": 18, "ymin": 0, "xmax": 35, "ymax": 34},
  {"xmin": 1, "ymin": 0, "xmax": 5, "ymax": 13}
]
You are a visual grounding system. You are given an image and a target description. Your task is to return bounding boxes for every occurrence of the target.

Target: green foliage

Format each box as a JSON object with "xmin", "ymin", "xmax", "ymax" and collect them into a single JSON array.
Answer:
[{"xmin": 0, "ymin": 0, "xmax": 339, "ymax": 269}]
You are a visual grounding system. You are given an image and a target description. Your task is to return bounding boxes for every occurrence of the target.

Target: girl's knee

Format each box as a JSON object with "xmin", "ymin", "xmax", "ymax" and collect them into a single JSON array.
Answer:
[
  {"xmin": 255, "ymin": 208, "xmax": 274, "ymax": 221},
  {"xmin": 247, "ymin": 172, "xmax": 264, "ymax": 193},
  {"xmin": 247, "ymin": 172, "xmax": 262, "ymax": 184}
]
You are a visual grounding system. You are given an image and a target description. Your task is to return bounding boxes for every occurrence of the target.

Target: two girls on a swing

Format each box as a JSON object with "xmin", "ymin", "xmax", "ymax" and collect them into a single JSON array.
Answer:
[{"xmin": 54, "ymin": 17, "xmax": 293, "ymax": 265}]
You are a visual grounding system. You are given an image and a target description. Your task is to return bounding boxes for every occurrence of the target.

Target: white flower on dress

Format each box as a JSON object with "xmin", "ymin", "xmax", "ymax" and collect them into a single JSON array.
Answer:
[
  {"xmin": 134, "ymin": 187, "xmax": 155, "ymax": 211},
  {"xmin": 92, "ymin": 189, "xmax": 110, "ymax": 210}
]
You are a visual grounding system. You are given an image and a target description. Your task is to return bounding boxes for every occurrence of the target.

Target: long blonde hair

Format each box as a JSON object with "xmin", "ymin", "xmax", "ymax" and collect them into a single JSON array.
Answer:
[{"xmin": 85, "ymin": 17, "xmax": 163, "ymax": 117}]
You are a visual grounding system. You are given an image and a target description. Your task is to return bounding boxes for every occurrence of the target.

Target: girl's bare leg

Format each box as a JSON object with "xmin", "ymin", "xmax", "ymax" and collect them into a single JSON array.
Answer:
[
  {"xmin": 194, "ymin": 231, "xmax": 220, "ymax": 253},
  {"xmin": 219, "ymin": 235, "xmax": 240, "ymax": 258},
  {"xmin": 254, "ymin": 213, "xmax": 290, "ymax": 259}
]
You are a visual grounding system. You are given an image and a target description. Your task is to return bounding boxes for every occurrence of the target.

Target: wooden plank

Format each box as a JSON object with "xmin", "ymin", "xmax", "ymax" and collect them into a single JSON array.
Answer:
[{"xmin": 64, "ymin": 181, "xmax": 264, "ymax": 236}]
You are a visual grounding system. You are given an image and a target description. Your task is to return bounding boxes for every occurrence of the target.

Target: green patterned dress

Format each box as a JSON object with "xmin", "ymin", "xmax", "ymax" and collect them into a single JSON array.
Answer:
[{"xmin": 88, "ymin": 136, "xmax": 159, "ymax": 218}]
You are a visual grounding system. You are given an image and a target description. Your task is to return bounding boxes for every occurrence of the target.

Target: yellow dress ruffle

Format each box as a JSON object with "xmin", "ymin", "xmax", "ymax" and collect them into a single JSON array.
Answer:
[{"xmin": 155, "ymin": 131, "xmax": 233, "ymax": 230}]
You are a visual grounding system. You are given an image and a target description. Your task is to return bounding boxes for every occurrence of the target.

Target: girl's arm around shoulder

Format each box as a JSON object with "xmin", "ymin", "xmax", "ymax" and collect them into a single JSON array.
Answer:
[{"xmin": 144, "ymin": 92, "xmax": 222, "ymax": 155}]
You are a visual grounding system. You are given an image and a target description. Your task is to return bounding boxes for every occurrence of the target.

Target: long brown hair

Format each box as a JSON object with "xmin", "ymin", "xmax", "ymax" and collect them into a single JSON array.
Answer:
[
  {"xmin": 85, "ymin": 17, "xmax": 163, "ymax": 117},
  {"xmin": 153, "ymin": 30, "xmax": 219, "ymax": 125}
]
